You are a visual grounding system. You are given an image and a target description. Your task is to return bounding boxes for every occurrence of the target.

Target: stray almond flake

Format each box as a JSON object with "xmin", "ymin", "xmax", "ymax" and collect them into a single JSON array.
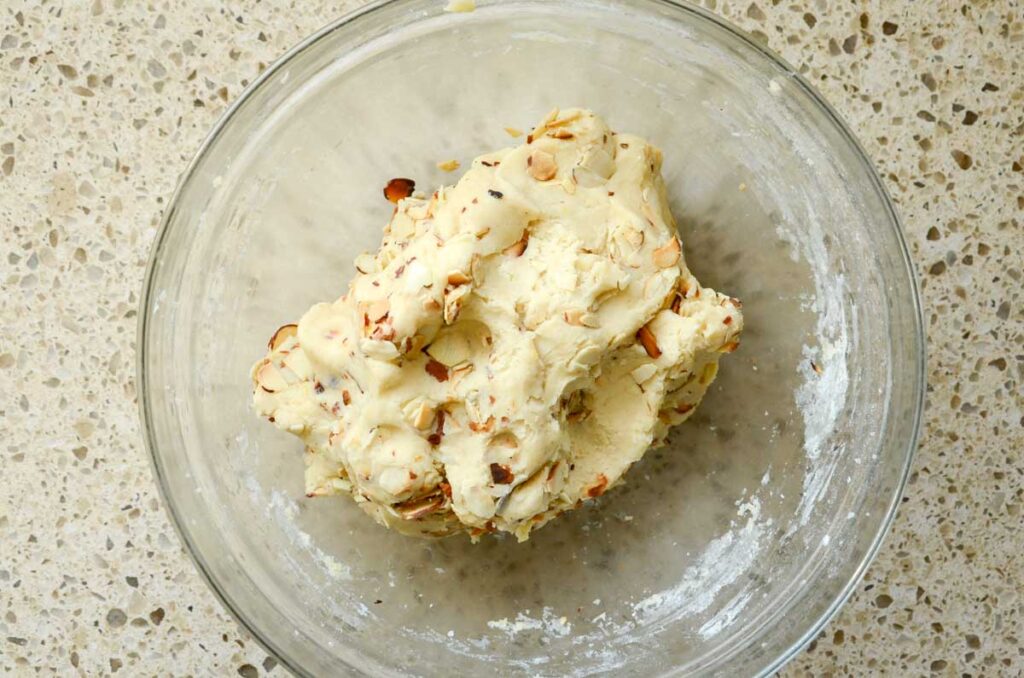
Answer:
[
  {"xmin": 504, "ymin": 126, "xmax": 523, "ymax": 138},
  {"xmin": 527, "ymin": 150, "xmax": 557, "ymax": 181},
  {"xmin": 437, "ymin": 159, "xmax": 460, "ymax": 172},
  {"xmin": 653, "ymin": 236, "xmax": 681, "ymax": 268}
]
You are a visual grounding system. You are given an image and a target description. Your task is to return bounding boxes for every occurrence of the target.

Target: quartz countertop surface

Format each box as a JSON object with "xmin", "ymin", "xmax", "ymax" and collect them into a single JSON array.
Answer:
[{"xmin": 1, "ymin": 0, "xmax": 1021, "ymax": 675}]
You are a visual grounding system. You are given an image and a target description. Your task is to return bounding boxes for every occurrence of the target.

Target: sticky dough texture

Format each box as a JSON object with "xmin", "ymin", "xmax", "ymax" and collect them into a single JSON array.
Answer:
[{"xmin": 252, "ymin": 108, "xmax": 743, "ymax": 541}]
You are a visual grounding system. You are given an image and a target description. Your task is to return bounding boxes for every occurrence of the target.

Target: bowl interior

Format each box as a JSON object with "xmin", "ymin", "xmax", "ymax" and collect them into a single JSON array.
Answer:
[{"xmin": 141, "ymin": 1, "xmax": 922, "ymax": 675}]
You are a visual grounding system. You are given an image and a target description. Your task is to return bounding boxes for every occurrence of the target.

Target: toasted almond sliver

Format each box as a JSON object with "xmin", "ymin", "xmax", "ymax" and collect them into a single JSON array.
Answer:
[
  {"xmin": 268, "ymin": 323, "xmax": 298, "ymax": 350},
  {"xmin": 636, "ymin": 324, "xmax": 662, "ymax": 359},
  {"xmin": 504, "ymin": 126, "xmax": 523, "ymax": 138},
  {"xmin": 436, "ymin": 159, "xmax": 460, "ymax": 172},
  {"xmin": 653, "ymin": 236, "xmax": 681, "ymax": 268},
  {"xmin": 527, "ymin": 150, "xmax": 557, "ymax": 181}
]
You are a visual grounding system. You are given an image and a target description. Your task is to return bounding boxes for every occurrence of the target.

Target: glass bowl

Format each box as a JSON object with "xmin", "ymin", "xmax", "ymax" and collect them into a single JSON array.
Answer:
[{"xmin": 138, "ymin": 0, "xmax": 924, "ymax": 675}]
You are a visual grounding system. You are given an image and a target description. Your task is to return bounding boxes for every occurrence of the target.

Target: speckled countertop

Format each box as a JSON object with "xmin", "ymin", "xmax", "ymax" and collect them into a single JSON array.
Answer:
[{"xmin": 1, "ymin": 0, "xmax": 1021, "ymax": 675}]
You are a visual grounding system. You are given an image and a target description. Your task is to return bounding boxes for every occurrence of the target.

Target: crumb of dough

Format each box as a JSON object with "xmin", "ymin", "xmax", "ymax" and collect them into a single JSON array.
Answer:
[
  {"xmin": 437, "ymin": 159, "xmax": 460, "ymax": 172},
  {"xmin": 444, "ymin": 0, "xmax": 475, "ymax": 12},
  {"xmin": 251, "ymin": 108, "xmax": 744, "ymax": 542}
]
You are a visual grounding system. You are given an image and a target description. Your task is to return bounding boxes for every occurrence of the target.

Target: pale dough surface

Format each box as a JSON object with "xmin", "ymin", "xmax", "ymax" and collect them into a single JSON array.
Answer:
[{"xmin": 252, "ymin": 108, "xmax": 743, "ymax": 540}]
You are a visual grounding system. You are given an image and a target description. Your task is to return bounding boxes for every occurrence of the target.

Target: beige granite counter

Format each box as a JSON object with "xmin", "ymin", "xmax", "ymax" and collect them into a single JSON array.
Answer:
[{"xmin": 0, "ymin": 0, "xmax": 1021, "ymax": 675}]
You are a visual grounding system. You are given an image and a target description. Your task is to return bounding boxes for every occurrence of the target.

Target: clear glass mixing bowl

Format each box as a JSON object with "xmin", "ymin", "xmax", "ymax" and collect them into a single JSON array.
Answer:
[{"xmin": 138, "ymin": 0, "xmax": 925, "ymax": 675}]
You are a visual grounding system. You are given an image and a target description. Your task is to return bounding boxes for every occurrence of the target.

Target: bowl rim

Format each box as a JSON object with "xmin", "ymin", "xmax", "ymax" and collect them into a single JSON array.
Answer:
[{"xmin": 137, "ymin": 0, "xmax": 926, "ymax": 675}]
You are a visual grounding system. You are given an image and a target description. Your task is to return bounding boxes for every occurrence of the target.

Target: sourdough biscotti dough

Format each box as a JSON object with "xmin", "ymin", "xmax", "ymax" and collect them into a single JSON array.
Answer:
[{"xmin": 252, "ymin": 108, "xmax": 743, "ymax": 541}]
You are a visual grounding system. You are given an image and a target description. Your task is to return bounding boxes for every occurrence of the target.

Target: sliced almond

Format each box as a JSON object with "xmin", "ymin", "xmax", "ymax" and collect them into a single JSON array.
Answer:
[
  {"xmin": 527, "ymin": 150, "xmax": 557, "ymax": 181},
  {"xmin": 527, "ymin": 107, "xmax": 560, "ymax": 142},
  {"xmin": 412, "ymin": 402, "xmax": 435, "ymax": 430},
  {"xmin": 504, "ymin": 126, "xmax": 523, "ymax": 138},
  {"xmin": 562, "ymin": 309, "xmax": 598, "ymax": 327},
  {"xmin": 563, "ymin": 309, "xmax": 586, "ymax": 326},
  {"xmin": 268, "ymin": 323, "xmax": 298, "ymax": 350},
  {"xmin": 255, "ymin": 361, "xmax": 289, "ymax": 393},
  {"xmin": 397, "ymin": 494, "xmax": 444, "ymax": 520},
  {"xmin": 443, "ymin": 284, "xmax": 470, "ymax": 324},
  {"xmin": 450, "ymin": 363, "xmax": 475, "ymax": 385},
  {"xmin": 636, "ymin": 324, "xmax": 662, "ymax": 359},
  {"xmin": 653, "ymin": 236, "xmax": 681, "ymax": 268},
  {"xmin": 546, "ymin": 109, "xmax": 582, "ymax": 128},
  {"xmin": 699, "ymin": 362, "xmax": 719, "ymax": 385},
  {"xmin": 572, "ymin": 343, "xmax": 603, "ymax": 367},
  {"xmin": 548, "ymin": 129, "xmax": 575, "ymax": 140},
  {"xmin": 447, "ymin": 271, "xmax": 471, "ymax": 286},
  {"xmin": 631, "ymin": 363, "xmax": 658, "ymax": 385},
  {"xmin": 354, "ymin": 252, "xmax": 376, "ymax": 274},
  {"xmin": 436, "ymin": 159, "xmax": 460, "ymax": 172},
  {"xmin": 503, "ymin": 231, "xmax": 529, "ymax": 257},
  {"xmin": 426, "ymin": 331, "xmax": 471, "ymax": 367}
]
